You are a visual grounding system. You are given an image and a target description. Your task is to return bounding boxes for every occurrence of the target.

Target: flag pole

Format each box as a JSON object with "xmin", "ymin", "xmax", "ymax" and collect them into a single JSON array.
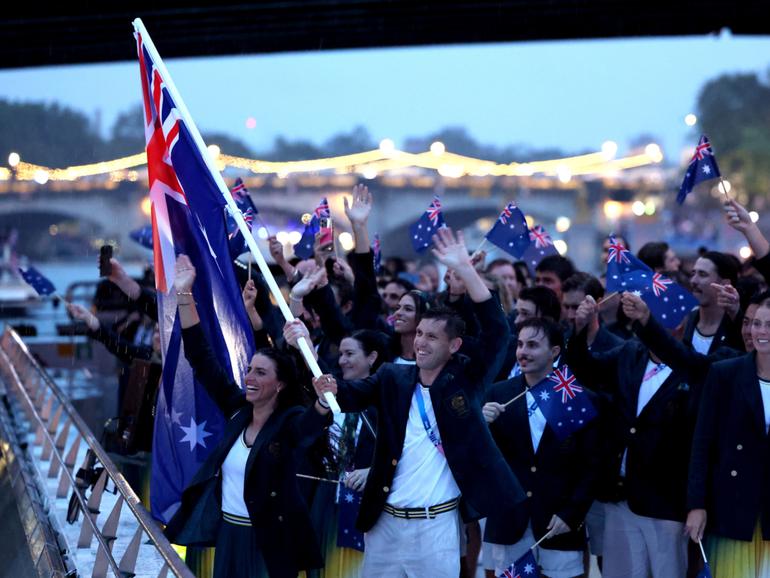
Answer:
[
  {"xmin": 132, "ymin": 19, "xmax": 340, "ymax": 414},
  {"xmin": 719, "ymin": 176, "xmax": 731, "ymax": 201},
  {"xmin": 502, "ymin": 388, "xmax": 528, "ymax": 408}
]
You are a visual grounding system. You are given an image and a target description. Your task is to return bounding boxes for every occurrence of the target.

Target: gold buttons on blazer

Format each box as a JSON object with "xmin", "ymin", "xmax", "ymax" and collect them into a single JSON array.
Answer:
[{"xmin": 731, "ymin": 470, "xmax": 738, "ymax": 477}]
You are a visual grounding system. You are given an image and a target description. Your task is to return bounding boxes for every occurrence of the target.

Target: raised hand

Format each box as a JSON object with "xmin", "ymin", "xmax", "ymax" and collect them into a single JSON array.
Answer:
[
  {"xmin": 712, "ymin": 282, "xmax": 740, "ymax": 318},
  {"xmin": 242, "ymin": 279, "xmax": 257, "ymax": 310},
  {"xmin": 173, "ymin": 255, "xmax": 196, "ymax": 294},
  {"xmin": 66, "ymin": 302, "xmax": 100, "ymax": 332},
  {"xmin": 431, "ymin": 227, "xmax": 471, "ymax": 272},
  {"xmin": 343, "ymin": 184, "xmax": 373, "ymax": 226},
  {"xmin": 723, "ymin": 198, "xmax": 752, "ymax": 232},
  {"xmin": 575, "ymin": 295, "xmax": 598, "ymax": 334}
]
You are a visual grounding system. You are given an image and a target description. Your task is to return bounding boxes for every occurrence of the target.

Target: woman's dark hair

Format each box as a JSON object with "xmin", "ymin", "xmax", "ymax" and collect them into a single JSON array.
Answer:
[
  {"xmin": 346, "ymin": 329, "xmax": 390, "ymax": 372},
  {"xmin": 253, "ymin": 347, "xmax": 303, "ymax": 409},
  {"xmin": 404, "ymin": 290, "xmax": 431, "ymax": 324}
]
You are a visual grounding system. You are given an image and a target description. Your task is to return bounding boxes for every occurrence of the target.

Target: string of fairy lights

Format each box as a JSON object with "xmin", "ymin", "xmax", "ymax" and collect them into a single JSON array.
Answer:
[{"xmin": 1, "ymin": 139, "xmax": 664, "ymax": 185}]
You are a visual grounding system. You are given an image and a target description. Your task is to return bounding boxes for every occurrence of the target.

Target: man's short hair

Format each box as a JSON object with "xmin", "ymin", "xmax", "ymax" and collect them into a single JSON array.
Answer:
[
  {"xmin": 702, "ymin": 251, "xmax": 740, "ymax": 286},
  {"xmin": 487, "ymin": 258, "xmax": 514, "ymax": 273},
  {"xmin": 535, "ymin": 255, "xmax": 576, "ymax": 282},
  {"xmin": 518, "ymin": 286, "xmax": 561, "ymax": 322},
  {"xmin": 420, "ymin": 306, "xmax": 466, "ymax": 340},
  {"xmin": 562, "ymin": 272, "xmax": 604, "ymax": 301},
  {"xmin": 515, "ymin": 317, "xmax": 564, "ymax": 350}
]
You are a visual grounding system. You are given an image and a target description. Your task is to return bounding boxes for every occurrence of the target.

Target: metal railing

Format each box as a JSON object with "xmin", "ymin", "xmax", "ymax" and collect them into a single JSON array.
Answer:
[{"xmin": 0, "ymin": 326, "xmax": 194, "ymax": 578}]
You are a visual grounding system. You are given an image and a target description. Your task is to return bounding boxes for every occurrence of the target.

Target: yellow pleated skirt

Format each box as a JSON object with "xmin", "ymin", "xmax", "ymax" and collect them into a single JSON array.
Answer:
[{"xmin": 706, "ymin": 523, "xmax": 770, "ymax": 578}]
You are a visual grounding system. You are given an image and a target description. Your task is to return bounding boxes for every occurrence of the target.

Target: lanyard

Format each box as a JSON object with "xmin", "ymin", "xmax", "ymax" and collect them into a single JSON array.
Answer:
[
  {"xmin": 643, "ymin": 362, "xmax": 667, "ymax": 382},
  {"xmin": 413, "ymin": 384, "xmax": 444, "ymax": 455}
]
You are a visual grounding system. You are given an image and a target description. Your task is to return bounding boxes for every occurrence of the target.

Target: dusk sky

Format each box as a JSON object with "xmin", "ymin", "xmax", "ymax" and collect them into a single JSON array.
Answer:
[{"xmin": 1, "ymin": 32, "xmax": 769, "ymax": 161}]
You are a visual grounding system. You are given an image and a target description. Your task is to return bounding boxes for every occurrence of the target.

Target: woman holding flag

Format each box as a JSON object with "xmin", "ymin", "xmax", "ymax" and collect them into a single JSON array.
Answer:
[
  {"xmin": 686, "ymin": 295, "xmax": 770, "ymax": 577},
  {"xmin": 164, "ymin": 254, "xmax": 337, "ymax": 578}
]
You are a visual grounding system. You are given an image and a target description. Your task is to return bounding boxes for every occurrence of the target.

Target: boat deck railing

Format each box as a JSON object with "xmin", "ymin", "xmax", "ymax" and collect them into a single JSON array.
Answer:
[{"xmin": 0, "ymin": 326, "xmax": 194, "ymax": 578}]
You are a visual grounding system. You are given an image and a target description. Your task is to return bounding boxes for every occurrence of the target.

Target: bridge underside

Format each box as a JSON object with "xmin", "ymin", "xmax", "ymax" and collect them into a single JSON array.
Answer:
[{"xmin": 4, "ymin": 2, "xmax": 768, "ymax": 69}]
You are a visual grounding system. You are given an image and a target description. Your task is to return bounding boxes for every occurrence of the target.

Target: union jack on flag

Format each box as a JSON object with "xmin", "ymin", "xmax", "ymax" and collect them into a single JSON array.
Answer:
[
  {"xmin": 677, "ymin": 135, "xmax": 721, "ymax": 204},
  {"xmin": 651, "ymin": 272, "xmax": 672, "ymax": 297},
  {"xmin": 529, "ymin": 365, "xmax": 597, "ymax": 441},
  {"xmin": 529, "ymin": 225, "xmax": 553, "ymax": 249},
  {"xmin": 426, "ymin": 195, "xmax": 442, "ymax": 226},
  {"xmin": 607, "ymin": 236, "xmax": 631, "ymax": 265},
  {"xmin": 549, "ymin": 366, "xmax": 583, "ymax": 403}
]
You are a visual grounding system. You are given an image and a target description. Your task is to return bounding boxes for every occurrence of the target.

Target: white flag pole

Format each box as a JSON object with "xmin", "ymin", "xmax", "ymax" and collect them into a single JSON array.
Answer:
[{"xmin": 132, "ymin": 19, "xmax": 340, "ymax": 414}]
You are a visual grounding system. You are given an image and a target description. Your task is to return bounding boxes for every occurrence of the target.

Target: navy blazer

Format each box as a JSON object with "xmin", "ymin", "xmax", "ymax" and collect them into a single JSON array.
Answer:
[
  {"xmin": 688, "ymin": 353, "xmax": 770, "ymax": 541},
  {"xmin": 484, "ymin": 375, "xmax": 599, "ymax": 551},
  {"xmin": 568, "ymin": 329, "xmax": 700, "ymax": 522},
  {"xmin": 165, "ymin": 324, "xmax": 330, "ymax": 577},
  {"xmin": 335, "ymin": 296, "xmax": 524, "ymax": 531}
]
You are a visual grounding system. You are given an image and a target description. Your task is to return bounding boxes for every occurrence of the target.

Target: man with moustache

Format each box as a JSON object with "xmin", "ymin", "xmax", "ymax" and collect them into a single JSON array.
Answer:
[{"xmin": 483, "ymin": 317, "xmax": 599, "ymax": 578}]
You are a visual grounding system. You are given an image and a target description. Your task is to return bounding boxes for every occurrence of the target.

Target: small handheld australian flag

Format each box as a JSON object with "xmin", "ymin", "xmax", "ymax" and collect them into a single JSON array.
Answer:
[
  {"xmin": 529, "ymin": 365, "xmax": 597, "ymax": 441},
  {"xmin": 485, "ymin": 202, "xmax": 532, "ymax": 259},
  {"xmin": 677, "ymin": 135, "xmax": 721, "ymax": 204},
  {"xmin": 18, "ymin": 266, "xmax": 56, "ymax": 297},
  {"xmin": 409, "ymin": 195, "xmax": 445, "ymax": 253},
  {"xmin": 499, "ymin": 549, "xmax": 539, "ymax": 577}
]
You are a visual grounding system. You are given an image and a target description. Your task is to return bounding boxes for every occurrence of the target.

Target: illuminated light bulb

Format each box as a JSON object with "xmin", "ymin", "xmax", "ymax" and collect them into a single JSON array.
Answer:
[
  {"xmin": 379, "ymin": 139, "xmax": 395, "ymax": 154},
  {"xmin": 603, "ymin": 200, "xmax": 623, "ymax": 220},
  {"xmin": 207, "ymin": 144, "xmax": 221, "ymax": 159},
  {"xmin": 338, "ymin": 232, "xmax": 354, "ymax": 251},
  {"xmin": 33, "ymin": 170, "xmax": 49, "ymax": 184},
  {"xmin": 645, "ymin": 144, "xmax": 663, "ymax": 163},
  {"xmin": 141, "ymin": 196, "xmax": 152, "ymax": 217},
  {"xmin": 430, "ymin": 141, "xmax": 445, "ymax": 156},
  {"xmin": 739, "ymin": 246, "xmax": 752, "ymax": 260},
  {"xmin": 555, "ymin": 217, "xmax": 571, "ymax": 233},
  {"xmin": 644, "ymin": 200, "xmax": 656, "ymax": 216},
  {"xmin": 601, "ymin": 141, "xmax": 618, "ymax": 160}
]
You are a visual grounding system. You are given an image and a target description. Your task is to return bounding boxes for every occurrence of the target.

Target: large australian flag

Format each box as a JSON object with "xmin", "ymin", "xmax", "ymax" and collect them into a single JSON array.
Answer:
[
  {"xmin": 135, "ymin": 22, "xmax": 255, "ymax": 523},
  {"xmin": 485, "ymin": 202, "xmax": 532, "ymax": 259},
  {"xmin": 677, "ymin": 135, "xmax": 721, "ymax": 204}
]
